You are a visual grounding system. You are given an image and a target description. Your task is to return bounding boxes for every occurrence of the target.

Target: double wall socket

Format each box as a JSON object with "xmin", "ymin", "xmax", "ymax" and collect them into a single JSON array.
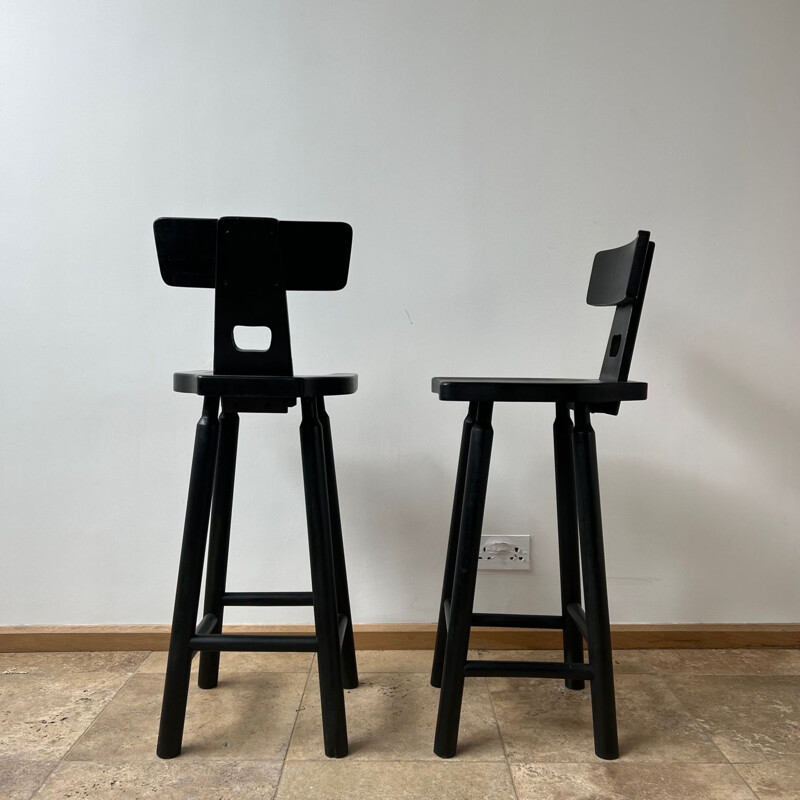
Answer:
[{"xmin": 478, "ymin": 535, "xmax": 531, "ymax": 570}]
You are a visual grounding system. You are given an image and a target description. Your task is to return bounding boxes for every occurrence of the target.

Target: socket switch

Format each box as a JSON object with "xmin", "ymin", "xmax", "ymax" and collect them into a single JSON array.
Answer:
[{"xmin": 478, "ymin": 535, "xmax": 531, "ymax": 570}]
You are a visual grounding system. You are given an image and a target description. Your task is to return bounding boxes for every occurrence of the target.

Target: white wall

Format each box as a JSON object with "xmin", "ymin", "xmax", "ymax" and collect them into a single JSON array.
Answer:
[{"xmin": 1, "ymin": 0, "xmax": 798, "ymax": 626}]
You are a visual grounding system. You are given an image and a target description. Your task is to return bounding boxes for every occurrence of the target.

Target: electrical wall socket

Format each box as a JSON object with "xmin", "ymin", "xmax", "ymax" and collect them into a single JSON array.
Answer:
[{"xmin": 478, "ymin": 535, "xmax": 531, "ymax": 570}]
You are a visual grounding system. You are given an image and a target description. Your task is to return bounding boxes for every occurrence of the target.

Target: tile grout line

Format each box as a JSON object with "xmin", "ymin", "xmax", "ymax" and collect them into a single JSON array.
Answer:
[
  {"xmin": 132, "ymin": 649, "xmax": 156, "ymax": 675},
  {"xmin": 29, "ymin": 656, "xmax": 315, "ymax": 800},
  {"xmin": 261, "ymin": 757, "xmax": 770, "ymax": 765},
  {"xmin": 273, "ymin": 653, "xmax": 316, "ymax": 798},
  {"xmin": 654, "ymin": 664, "xmax": 765, "ymax": 797},
  {"xmin": 23, "ymin": 761, "xmax": 60, "ymax": 800},
  {"xmin": 27, "ymin": 651, "xmax": 154, "ymax": 797},
  {"xmin": 14, "ymin": 651, "xmax": 799, "ymax": 797},
  {"xmin": 484, "ymin": 673, "xmax": 520, "ymax": 800},
  {"xmin": 654, "ymin": 671, "xmax": 732, "ymax": 766},
  {"xmin": 53, "ymin": 657, "xmax": 148, "ymax": 764},
  {"xmin": 728, "ymin": 763, "xmax": 764, "ymax": 799},
  {"xmin": 667, "ymin": 662, "xmax": 800, "ymax": 798}
]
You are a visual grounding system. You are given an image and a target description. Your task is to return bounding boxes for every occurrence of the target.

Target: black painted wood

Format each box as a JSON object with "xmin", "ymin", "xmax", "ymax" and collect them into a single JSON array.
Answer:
[
  {"xmin": 157, "ymin": 397, "xmax": 219, "ymax": 759},
  {"xmin": 190, "ymin": 634, "xmax": 318, "ymax": 652},
  {"xmin": 214, "ymin": 217, "xmax": 293, "ymax": 377},
  {"xmin": 319, "ymin": 399, "xmax": 359, "ymax": 690},
  {"xmin": 154, "ymin": 217, "xmax": 352, "ymax": 291},
  {"xmin": 173, "ymin": 371, "xmax": 357, "ymax": 399},
  {"xmin": 567, "ymin": 602, "xmax": 589, "ymax": 642},
  {"xmin": 586, "ymin": 232, "xmax": 649, "ymax": 307},
  {"xmin": 431, "ymin": 402, "xmax": 477, "ymax": 689},
  {"xmin": 300, "ymin": 397, "xmax": 349, "ymax": 758},
  {"xmin": 432, "ymin": 230, "xmax": 653, "ymax": 415},
  {"xmin": 554, "ymin": 403, "xmax": 585, "ymax": 690},
  {"xmin": 156, "ymin": 215, "xmax": 355, "ymax": 402},
  {"xmin": 221, "ymin": 591, "xmax": 314, "ymax": 606},
  {"xmin": 195, "ymin": 613, "xmax": 218, "ymax": 636},
  {"xmin": 154, "ymin": 217, "xmax": 217, "ymax": 288},
  {"xmin": 573, "ymin": 403, "xmax": 619, "ymax": 759},
  {"xmin": 197, "ymin": 410, "xmax": 239, "ymax": 690},
  {"xmin": 156, "ymin": 215, "xmax": 357, "ymax": 760},
  {"xmin": 430, "ymin": 231, "xmax": 654, "ymax": 761},
  {"xmin": 470, "ymin": 612, "xmax": 563, "ymax": 629},
  {"xmin": 597, "ymin": 234, "xmax": 654, "ymax": 403},
  {"xmin": 434, "ymin": 402, "xmax": 494, "ymax": 759},
  {"xmin": 432, "ymin": 377, "xmax": 646, "ymax": 404}
]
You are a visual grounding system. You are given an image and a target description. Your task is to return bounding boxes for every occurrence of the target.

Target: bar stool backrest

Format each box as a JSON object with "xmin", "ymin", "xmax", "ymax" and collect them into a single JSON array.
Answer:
[
  {"xmin": 154, "ymin": 216, "xmax": 353, "ymax": 377},
  {"xmin": 586, "ymin": 230, "xmax": 655, "ymax": 414}
]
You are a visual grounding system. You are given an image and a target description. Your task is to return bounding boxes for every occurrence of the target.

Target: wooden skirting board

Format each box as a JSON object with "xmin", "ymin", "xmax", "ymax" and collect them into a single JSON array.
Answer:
[{"xmin": 0, "ymin": 623, "xmax": 798, "ymax": 653}]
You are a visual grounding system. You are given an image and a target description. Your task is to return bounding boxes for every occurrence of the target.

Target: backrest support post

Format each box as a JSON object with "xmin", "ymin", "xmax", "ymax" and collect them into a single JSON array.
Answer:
[
  {"xmin": 214, "ymin": 217, "xmax": 293, "ymax": 377},
  {"xmin": 587, "ymin": 231, "xmax": 654, "ymax": 415}
]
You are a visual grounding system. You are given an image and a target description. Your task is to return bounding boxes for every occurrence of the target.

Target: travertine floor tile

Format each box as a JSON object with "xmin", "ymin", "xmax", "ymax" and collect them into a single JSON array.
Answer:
[
  {"xmin": 735, "ymin": 758, "xmax": 800, "ymax": 799},
  {"xmin": 665, "ymin": 675, "xmax": 800, "ymax": 763},
  {"xmin": 276, "ymin": 761, "xmax": 515, "ymax": 799},
  {"xmin": 2, "ymin": 650, "xmax": 799, "ymax": 799},
  {"xmin": 32, "ymin": 760, "xmax": 282, "ymax": 799},
  {"xmin": 475, "ymin": 650, "xmax": 655, "ymax": 674},
  {"xmin": 489, "ymin": 674, "xmax": 724, "ymax": 763},
  {"xmin": 638, "ymin": 648, "xmax": 800, "ymax": 675},
  {"xmin": 311, "ymin": 650, "xmax": 452, "ymax": 674},
  {"xmin": 0, "ymin": 652, "xmax": 148, "ymax": 676},
  {"xmin": 0, "ymin": 758, "xmax": 57, "ymax": 800},
  {"xmin": 511, "ymin": 762, "xmax": 757, "ymax": 800},
  {"xmin": 66, "ymin": 672, "xmax": 307, "ymax": 761},
  {"xmin": 287, "ymin": 673, "xmax": 505, "ymax": 761},
  {"xmin": 137, "ymin": 651, "xmax": 313, "ymax": 674},
  {"xmin": 0, "ymin": 671, "xmax": 132, "ymax": 759}
]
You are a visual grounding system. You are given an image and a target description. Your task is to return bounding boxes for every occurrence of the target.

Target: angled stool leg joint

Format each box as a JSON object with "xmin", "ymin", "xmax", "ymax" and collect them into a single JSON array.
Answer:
[
  {"xmin": 432, "ymin": 401, "xmax": 478, "ymax": 688},
  {"xmin": 318, "ymin": 398, "xmax": 359, "ymax": 690},
  {"xmin": 300, "ymin": 397, "xmax": 349, "ymax": 758},
  {"xmin": 157, "ymin": 396, "xmax": 220, "ymax": 759},
  {"xmin": 434, "ymin": 401, "xmax": 494, "ymax": 758},
  {"xmin": 573, "ymin": 403, "xmax": 619, "ymax": 760},
  {"xmin": 553, "ymin": 402, "xmax": 585, "ymax": 690},
  {"xmin": 198, "ymin": 408, "xmax": 240, "ymax": 690}
]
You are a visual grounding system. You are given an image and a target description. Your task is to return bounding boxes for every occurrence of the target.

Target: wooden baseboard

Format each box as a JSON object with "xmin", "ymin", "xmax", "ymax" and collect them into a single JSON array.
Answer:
[{"xmin": 0, "ymin": 623, "xmax": 798, "ymax": 653}]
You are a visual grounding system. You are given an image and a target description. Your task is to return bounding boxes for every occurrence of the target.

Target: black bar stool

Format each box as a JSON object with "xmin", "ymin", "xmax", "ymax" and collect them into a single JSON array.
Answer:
[
  {"xmin": 430, "ymin": 231, "xmax": 655, "ymax": 760},
  {"xmin": 154, "ymin": 216, "xmax": 358, "ymax": 759}
]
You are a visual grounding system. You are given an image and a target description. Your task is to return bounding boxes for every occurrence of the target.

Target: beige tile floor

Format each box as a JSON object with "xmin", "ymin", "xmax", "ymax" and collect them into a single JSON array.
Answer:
[{"xmin": 2, "ymin": 648, "xmax": 799, "ymax": 799}]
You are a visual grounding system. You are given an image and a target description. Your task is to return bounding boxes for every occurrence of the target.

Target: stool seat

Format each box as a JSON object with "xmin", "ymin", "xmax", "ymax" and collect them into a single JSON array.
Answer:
[
  {"xmin": 432, "ymin": 377, "xmax": 647, "ymax": 404},
  {"xmin": 174, "ymin": 370, "xmax": 358, "ymax": 398}
]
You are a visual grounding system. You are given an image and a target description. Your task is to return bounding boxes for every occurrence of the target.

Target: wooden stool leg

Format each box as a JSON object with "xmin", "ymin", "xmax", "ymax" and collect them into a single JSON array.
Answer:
[
  {"xmin": 198, "ymin": 409, "xmax": 240, "ymax": 690},
  {"xmin": 573, "ymin": 404, "xmax": 619, "ymax": 760},
  {"xmin": 318, "ymin": 399, "xmax": 359, "ymax": 690},
  {"xmin": 553, "ymin": 403, "xmax": 585, "ymax": 690},
  {"xmin": 157, "ymin": 396, "xmax": 220, "ymax": 759},
  {"xmin": 300, "ymin": 397, "xmax": 348, "ymax": 758},
  {"xmin": 431, "ymin": 402, "xmax": 477, "ymax": 688},
  {"xmin": 434, "ymin": 402, "xmax": 494, "ymax": 758}
]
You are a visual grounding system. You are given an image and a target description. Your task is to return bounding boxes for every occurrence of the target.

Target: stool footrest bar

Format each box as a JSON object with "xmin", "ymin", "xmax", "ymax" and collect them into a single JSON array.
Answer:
[
  {"xmin": 471, "ymin": 612, "xmax": 564, "ymax": 629},
  {"xmin": 222, "ymin": 591, "xmax": 314, "ymax": 607},
  {"xmin": 566, "ymin": 603, "xmax": 588, "ymax": 641},
  {"xmin": 463, "ymin": 659, "xmax": 594, "ymax": 680},
  {"xmin": 190, "ymin": 634, "xmax": 318, "ymax": 653},
  {"xmin": 443, "ymin": 603, "xmax": 564, "ymax": 632}
]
